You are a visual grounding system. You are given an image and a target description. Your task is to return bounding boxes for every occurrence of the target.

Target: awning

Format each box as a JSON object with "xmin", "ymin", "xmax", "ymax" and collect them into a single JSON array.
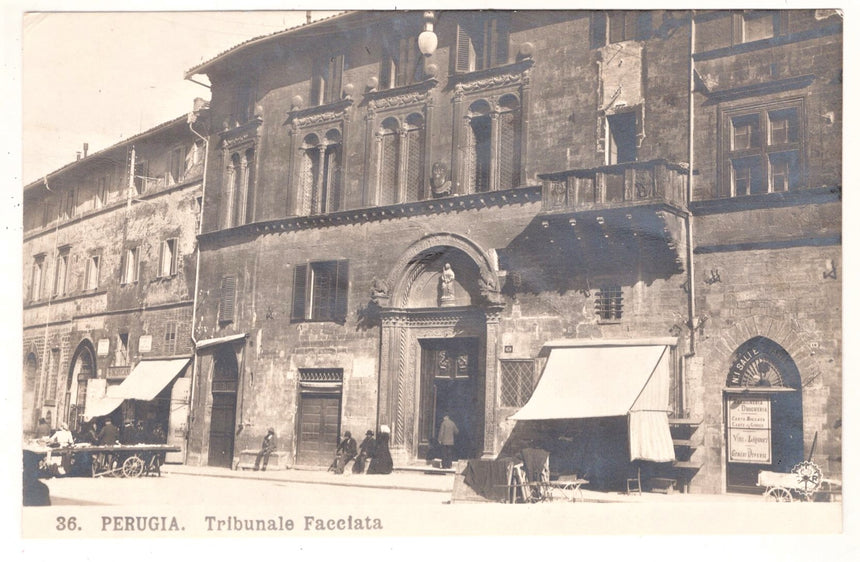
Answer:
[
  {"xmin": 195, "ymin": 333, "xmax": 247, "ymax": 351},
  {"xmin": 113, "ymin": 358, "xmax": 191, "ymax": 401},
  {"xmin": 509, "ymin": 341, "xmax": 675, "ymax": 462},
  {"xmin": 83, "ymin": 385, "xmax": 124, "ymax": 421}
]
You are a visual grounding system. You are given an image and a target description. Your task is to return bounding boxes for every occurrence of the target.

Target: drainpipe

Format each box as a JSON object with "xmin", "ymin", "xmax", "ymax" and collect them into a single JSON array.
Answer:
[
  {"xmin": 186, "ymin": 108, "xmax": 210, "ymax": 461},
  {"xmin": 682, "ymin": 11, "xmax": 698, "ymax": 418}
]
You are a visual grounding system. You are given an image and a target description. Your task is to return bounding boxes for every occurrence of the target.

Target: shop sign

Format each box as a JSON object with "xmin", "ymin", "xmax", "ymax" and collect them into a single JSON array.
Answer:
[
  {"xmin": 138, "ymin": 335, "xmax": 152, "ymax": 353},
  {"xmin": 97, "ymin": 338, "xmax": 110, "ymax": 357},
  {"xmin": 728, "ymin": 399, "xmax": 772, "ymax": 464}
]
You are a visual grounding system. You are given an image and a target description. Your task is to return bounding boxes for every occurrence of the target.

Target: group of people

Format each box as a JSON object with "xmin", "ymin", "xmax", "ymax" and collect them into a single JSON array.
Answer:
[
  {"xmin": 33, "ymin": 417, "xmax": 166, "ymax": 448},
  {"xmin": 332, "ymin": 426, "xmax": 393, "ymax": 475}
]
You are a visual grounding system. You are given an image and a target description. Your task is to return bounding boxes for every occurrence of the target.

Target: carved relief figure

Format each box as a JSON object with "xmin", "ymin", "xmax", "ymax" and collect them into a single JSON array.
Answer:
[
  {"xmin": 439, "ymin": 262, "xmax": 456, "ymax": 305},
  {"xmin": 370, "ymin": 276, "xmax": 390, "ymax": 304},
  {"xmin": 430, "ymin": 161, "xmax": 451, "ymax": 197}
]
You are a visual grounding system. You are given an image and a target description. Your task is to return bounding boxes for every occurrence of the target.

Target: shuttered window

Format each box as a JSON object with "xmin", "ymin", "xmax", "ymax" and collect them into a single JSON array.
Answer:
[
  {"xmin": 219, "ymin": 275, "xmax": 237, "ymax": 324},
  {"xmin": 311, "ymin": 53, "xmax": 345, "ymax": 106},
  {"xmin": 291, "ymin": 260, "xmax": 349, "ymax": 323},
  {"xmin": 455, "ymin": 13, "xmax": 510, "ymax": 73}
]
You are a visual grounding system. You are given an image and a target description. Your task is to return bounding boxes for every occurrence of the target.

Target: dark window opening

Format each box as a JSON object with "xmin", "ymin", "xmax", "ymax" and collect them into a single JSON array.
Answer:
[{"xmin": 607, "ymin": 112, "xmax": 637, "ymax": 164}]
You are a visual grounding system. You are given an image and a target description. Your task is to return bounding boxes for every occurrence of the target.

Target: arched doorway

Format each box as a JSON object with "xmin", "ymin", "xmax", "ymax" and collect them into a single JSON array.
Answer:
[
  {"xmin": 66, "ymin": 342, "xmax": 96, "ymax": 434},
  {"xmin": 208, "ymin": 346, "xmax": 239, "ymax": 468},
  {"xmin": 724, "ymin": 336, "xmax": 803, "ymax": 493},
  {"xmin": 377, "ymin": 234, "xmax": 503, "ymax": 465},
  {"xmin": 23, "ymin": 353, "xmax": 38, "ymax": 431}
]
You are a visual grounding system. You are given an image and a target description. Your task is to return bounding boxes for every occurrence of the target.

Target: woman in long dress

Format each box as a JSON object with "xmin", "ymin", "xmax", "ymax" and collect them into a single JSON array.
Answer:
[{"xmin": 366, "ymin": 425, "xmax": 393, "ymax": 475}]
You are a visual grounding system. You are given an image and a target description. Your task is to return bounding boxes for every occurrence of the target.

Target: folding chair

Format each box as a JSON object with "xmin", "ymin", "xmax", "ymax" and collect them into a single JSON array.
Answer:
[{"xmin": 626, "ymin": 466, "xmax": 642, "ymax": 495}]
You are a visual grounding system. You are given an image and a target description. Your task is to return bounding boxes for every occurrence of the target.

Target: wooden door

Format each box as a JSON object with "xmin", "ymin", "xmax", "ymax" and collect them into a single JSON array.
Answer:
[
  {"xmin": 208, "ymin": 393, "xmax": 236, "ymax": 468},
  {"xmin": 296, "ymin": 393, "xmax": 341, "ymax": 467}
]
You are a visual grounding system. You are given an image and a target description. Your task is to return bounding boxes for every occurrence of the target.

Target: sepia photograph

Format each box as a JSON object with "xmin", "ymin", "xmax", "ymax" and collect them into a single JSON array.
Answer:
[{"xmin": 12, "ymin": 0, "xmax": 850, "ymax": 548}]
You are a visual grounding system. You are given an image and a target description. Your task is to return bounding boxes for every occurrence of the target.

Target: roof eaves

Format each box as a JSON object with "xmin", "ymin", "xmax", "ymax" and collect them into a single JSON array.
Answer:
[
  {"xmin": 24, "ymin": 111, "xmax": 204, "ymax": 192},
  {"xmin": 184, "ymin": 11, "xmax": 352, "ymax": 79}
]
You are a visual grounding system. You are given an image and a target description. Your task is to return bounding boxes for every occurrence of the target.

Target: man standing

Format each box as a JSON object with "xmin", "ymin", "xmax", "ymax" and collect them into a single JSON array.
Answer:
[
  {"xmin": 334, "ymin": 431, "xmax": 357, "ymax": 474},
  {"xmin": 254, "ymin": 427, "xmax": 277, "ymax": 471},
  {"xmin": 438, "ymin": 414, "xmax": 459, "ymax": 469},
  {"xmin": 353, "ymin": 430, "xmax": 376, "ymax": 474},
  {"xmin": 97, "ymin": 419, "xmax": 119, "ymax": 445}
]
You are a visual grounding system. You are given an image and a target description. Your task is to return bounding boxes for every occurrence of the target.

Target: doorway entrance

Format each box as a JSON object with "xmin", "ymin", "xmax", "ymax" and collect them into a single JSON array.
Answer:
[
  {"xmin": 208, "ymin": 347, "xmax": 238, "ymax": 468},
  {"xmin": 295, "ymin": 369, "xmax": 344, "ymax": 467},
  {"xmin": 724, "ymin": 336, "xmax": 803, "ymax": 493},
  {"xmin": 419, "ymin": 338, "xmax": 482, "ymax": 461}
]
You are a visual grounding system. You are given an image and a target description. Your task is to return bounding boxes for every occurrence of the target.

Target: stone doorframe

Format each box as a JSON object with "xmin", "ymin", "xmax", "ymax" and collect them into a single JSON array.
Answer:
[
  {"xmin": 374, "ymin": 233, "xmax": 504, "ymax": 464},
  {"xmin": 377, "ymin": 305, "xmax": 503, "ymax": 465}
]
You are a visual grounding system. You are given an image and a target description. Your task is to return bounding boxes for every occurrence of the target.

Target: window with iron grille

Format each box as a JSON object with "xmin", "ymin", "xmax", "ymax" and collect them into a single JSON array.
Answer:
[
  {"xmin": 219, "ymin": 275, "xmax": 237, "ymax": 324},
  {"xmin": 500, "ymin": 359, "xmax": 535, "ymax": 408},
  {"xmin": 465, "ymin": 95, "xmax": 521, "ymax": 194},
  {"xmin": 291, "ymin": 260, "xmax": 349, "ymax": 323},
  {"xmin": 596, "ymin": 285, "xmax": 624, "ymax": 322}
]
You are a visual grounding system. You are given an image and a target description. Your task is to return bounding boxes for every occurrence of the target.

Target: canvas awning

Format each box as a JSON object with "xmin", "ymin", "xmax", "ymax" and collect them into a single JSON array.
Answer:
[
  {"xmin": 83, "ymin": 394, "xmax": 124, "ymax": 421},
  {"xmin": 195, "ymin": 333, "xmax": 247, "ymax": 351},
  {"xmin": 510, "ymin": 340, "xmax": 675, "ymax": 462},
  {"xmin": 113, "ymin": 358, "xmax": 191, "ymax": 401}
]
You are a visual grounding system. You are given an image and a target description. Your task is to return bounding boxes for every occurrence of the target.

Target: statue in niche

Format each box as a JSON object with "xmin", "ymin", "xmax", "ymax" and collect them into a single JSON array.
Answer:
[
  {"xmin": 430, "ymin": 161, "xmax": 451, "ymax": 197},
  {"xmin": 439, "ymin": 262, "xmax": 456, "ymax": 306}
]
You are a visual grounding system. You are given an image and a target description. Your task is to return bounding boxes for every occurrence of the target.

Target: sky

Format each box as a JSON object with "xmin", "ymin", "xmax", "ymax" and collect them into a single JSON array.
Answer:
[{"xmin": 21, "ymin": 10, "xmax": 340, "ymax": 184}]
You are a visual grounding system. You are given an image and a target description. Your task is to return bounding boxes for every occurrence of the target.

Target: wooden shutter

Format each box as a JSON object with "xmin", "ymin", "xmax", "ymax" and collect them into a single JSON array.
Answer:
[
  {"xmin": 171, "ymin": 239, "xmax": 179, "ymax": 276},
  {"xmin": 590, "ymin": 12, "xmax": 607, "ymax": 49},
  {"xmin": 328, "ymin": 54, "xmax": 344, "ymax": 103},
  {"xmin": 291, "ymin": 264, "xmax": 308, "ymax": 322},
  {"xmin": 455, "ymin": 23, "xmax": 474, "ymax": 73},
  {"xmin": 489, "ymin": 15, "xmax": 510, "ymax": 67},
  {"xmin": 120, "ymin": 250, "xmax": 128, "ymax": 284},
  {"xmin": 157, "ymin": 241, "xmax": 165, "ymax": 278},
  {"xmin": 219, "ymin": 275, "xmax": 236, "ymax": 323},
  {"xmin": 334, "ymin": 260, "xmax": 349, "ymax": 323}
]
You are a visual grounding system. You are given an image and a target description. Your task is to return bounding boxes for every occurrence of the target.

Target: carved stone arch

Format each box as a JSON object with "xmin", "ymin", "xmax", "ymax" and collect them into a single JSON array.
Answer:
[
  {"xmin": 719, "ymin": 315, "xmax": 821, "ymax": 389},
  {"xmin": 65, "ymin": 339, "xmax": 98, "ymax": 432},
  {"xmin": 497, "ymin": 92, "xmax": 521, "ymax": 112},
  {"xmin": 386, "ymin": 233, "xmax": 500, "ymax": 308},
  {"xmin": 467, "ymin": 98, "xmax": 492, "ymax": 117}
]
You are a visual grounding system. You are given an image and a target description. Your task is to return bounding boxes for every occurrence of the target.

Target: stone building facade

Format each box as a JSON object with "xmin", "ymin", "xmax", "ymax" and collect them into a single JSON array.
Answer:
[
  {"xmin": 22, "ymin": 9, "xmax": 839, "ymax": 495},
  {"xmin": 23, "ymin": 110, "xmax": 210, "ymax": 461}
]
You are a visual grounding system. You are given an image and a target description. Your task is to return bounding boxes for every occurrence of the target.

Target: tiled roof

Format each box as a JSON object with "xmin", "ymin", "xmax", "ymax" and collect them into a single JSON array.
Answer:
[
  {"xmin": 24, "ymin": 111, "xmax": 205, "ymax": 192},
  {"xmin": 184, "ymin": 11, "xmax": 351, "ymax": 78}
]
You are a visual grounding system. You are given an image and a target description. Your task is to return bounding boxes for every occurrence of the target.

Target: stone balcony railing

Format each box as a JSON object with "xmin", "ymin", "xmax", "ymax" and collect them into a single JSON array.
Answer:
[{"xmin": 538, "ymin": 159, "xmax": 689, "ymax": 213}]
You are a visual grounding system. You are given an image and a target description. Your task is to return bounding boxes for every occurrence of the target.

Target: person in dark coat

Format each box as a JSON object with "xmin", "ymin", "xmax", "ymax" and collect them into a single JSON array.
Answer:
[
  {"xmin": 367, "ymin": 425, "xmax": 393, "ymax": 475},
  {"xmin": 438, "ymin": 414, "xmax": 459, "ymax": 469},
  {"xmin": 34, "ymin": 418, "xmax": 51, "ymax": 439},
  {"xmin": 97, "ymin": 419, "xmax": 119, "ymax": 445},
  {"xmin": 254, "ymin": 427, "xmax": 277, "ymax": 471},
  {"xmin": 353, "ymin": 430, "xmax": 376, "ymax": 474},
  {"xmin": 23, "ymin": 450, "xmax": 50, "ymax": 506},
  {"xmin": 334, "ymin": 431, "xmax": 357, "ymax": 474}
]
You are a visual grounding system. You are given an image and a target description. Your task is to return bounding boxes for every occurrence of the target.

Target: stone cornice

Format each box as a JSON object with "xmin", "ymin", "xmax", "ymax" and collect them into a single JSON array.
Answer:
[
  {"xmin": 288, "ymin": 99, "xmax": 353, "ymax": 129},
  {"xmin": 364, "ymin": 79, "xmax": 438, "ymax": 113},
  {"xmin": 450, "ymin": 59, "xmax": 534, "ymax": 99},
  {"xmin": 199, "ymin": 185, "xmax": 542, "ymax": 246}
]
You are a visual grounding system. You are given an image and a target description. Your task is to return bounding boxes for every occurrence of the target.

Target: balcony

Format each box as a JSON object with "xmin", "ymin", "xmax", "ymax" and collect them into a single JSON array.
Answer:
[{"xmin": 538, "ymin": 159, "xmax": 688, "ymax": 214}]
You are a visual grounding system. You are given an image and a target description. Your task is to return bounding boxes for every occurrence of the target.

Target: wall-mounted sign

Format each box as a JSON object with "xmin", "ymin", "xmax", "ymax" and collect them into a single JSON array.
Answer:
[
  {"xmin": 138, "ymin": 335, "xmax": 152, "ymax": 354},
  {"xmin": 728, "ymin": 398, "xmax": 772, "ymax": 464},
  {"xmin": 97, "ymin": 339, "xmax": 110, "ymax": 357}
]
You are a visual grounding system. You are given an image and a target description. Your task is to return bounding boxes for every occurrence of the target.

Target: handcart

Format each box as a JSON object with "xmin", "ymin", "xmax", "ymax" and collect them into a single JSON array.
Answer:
[
  {"xmin": 757, "ymin": 460, "xmax": 833, "ymax": 502},
  {"xmin": 30, "ymin": 444, "xmax": 180, "ymax": 478}
]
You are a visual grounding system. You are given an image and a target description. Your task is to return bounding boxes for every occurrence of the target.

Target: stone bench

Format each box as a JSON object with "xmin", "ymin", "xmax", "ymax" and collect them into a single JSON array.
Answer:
[{"xmin": 235, "ymin": 449, "xmax": 289, "ymax": 471}]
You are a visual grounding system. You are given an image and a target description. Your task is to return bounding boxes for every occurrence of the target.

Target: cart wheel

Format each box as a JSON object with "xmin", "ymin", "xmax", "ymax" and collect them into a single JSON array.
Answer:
[
  {"xmin": 765, "ymin": 487, "xmax": 793, "ymax": 502},
  {"xmin": 122, "ymin": 455, "xmax": 145, "ymax": 478}
]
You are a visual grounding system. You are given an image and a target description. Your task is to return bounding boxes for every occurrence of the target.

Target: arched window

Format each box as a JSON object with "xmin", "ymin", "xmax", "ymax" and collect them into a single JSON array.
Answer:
[
  {"xmin": 467, "ymin": 100, "xmax": 492, "ymax": 193},
  {"xmin": 299, "ymin": 130, "xmax": 343, "ymax": 215},
  {"xmin": 376, "ymin": 113, "xmax": 426, "ymax": 206},
  {"xmin": 497, "ymin": 94, "xmax": 522, "ymax": 191},
  {"xmin": 378, "ymin": 118, "xmax": 400, "ymax": 206},
  {"xmin": 464, "ymin": 96, "xmax": 523, "ymax": 194}
]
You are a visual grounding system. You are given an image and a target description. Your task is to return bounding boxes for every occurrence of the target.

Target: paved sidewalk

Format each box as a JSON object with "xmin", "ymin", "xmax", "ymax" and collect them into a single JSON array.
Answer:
[
  {"xmin": 162, "ymin": 464, "xmax": 756, "ymax": 503},
  {"xmin": 161, "ymin": 464, "xmax": 455, "ymax": 493}
]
